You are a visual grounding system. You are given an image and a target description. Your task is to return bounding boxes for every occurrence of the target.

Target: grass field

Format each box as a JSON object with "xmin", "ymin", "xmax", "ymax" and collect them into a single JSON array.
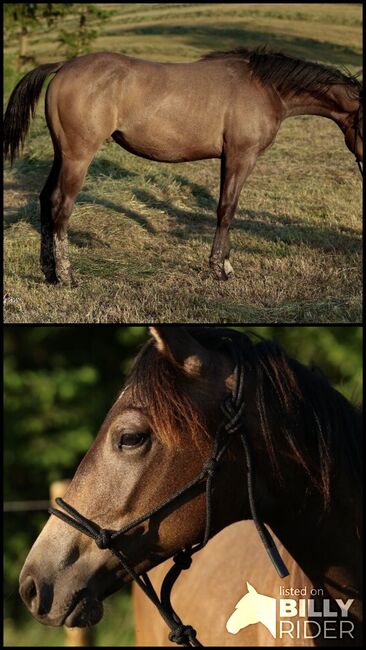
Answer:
[{"xmin": 3, "ymin": 3, "xmax": 362, "ymax": 323}]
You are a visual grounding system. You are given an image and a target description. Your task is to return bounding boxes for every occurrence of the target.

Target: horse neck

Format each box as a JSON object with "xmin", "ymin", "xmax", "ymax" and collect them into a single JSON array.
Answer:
[
  {"xmin": 282, "ymin": 84, "xmax": 358, "ymax": 130},
  {"xmin": 264, "ymin": 484, "xmax": 362, "ymax": 623}
]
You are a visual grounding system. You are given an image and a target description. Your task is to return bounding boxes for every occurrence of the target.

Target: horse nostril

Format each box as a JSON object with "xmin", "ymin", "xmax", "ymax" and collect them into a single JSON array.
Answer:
[
  {"xmin": 20, "ymin": 575, "xmax": 38, "ymax": 613},
  {"xmin": 28, "ymin": 581, "xmax": 37, "ymax": 602}
]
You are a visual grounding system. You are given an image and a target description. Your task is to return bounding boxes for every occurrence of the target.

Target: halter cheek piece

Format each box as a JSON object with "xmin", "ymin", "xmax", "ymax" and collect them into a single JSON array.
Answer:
[{"xmin": 49, "ymin": 342, "xmax": 289, "ymax": 647}]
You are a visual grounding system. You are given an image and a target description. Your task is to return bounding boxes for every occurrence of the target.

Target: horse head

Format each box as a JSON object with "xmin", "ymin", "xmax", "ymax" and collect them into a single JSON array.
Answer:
[
  {"xmin": 18, "ymin": 327, "xmax": 251, "ymax": 627},
  {"xmin": 18, "ymin": 326, "xmax": 361, "ymax": 638}
]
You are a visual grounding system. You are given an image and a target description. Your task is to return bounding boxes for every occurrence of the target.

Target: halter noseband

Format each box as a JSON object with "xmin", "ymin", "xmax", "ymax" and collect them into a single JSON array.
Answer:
[{"xmin": 49, "ymin": 341, "xmax": 289, "ymax": 647}]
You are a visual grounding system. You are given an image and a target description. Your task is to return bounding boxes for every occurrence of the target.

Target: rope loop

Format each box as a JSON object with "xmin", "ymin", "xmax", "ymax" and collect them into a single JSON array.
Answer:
[
  {"xmin": 95, "ymin": 529, "xmax": 112, "ymax": 550},
  {"xmin": 169, "ymin": 624, "xmax": 197, "ymax": 645}
]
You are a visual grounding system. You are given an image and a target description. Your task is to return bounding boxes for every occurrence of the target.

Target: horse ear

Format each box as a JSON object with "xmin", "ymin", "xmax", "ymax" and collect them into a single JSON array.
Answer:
[
  {"xmin": 246, "ymin": 582, "xmax": 256, "ymax": 594},
  {"xmin": 149, "ymin": 327, "xmax": 210, "ymax": 376}
]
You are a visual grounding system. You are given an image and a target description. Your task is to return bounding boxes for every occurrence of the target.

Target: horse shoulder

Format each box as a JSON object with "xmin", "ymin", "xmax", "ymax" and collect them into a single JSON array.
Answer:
[{"xmin": 132, "ymin": 521, "xmax": 315, "ymax": 646}]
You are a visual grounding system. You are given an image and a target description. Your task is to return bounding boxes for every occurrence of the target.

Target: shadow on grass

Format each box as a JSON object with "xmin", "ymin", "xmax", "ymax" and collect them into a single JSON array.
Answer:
[
  {"xmin": 114, "ymin": 24, "xmax": 362, "ymax": 67},
  {"xmin": 130, "ymin": 187, "xmax": 361, "ymax": 254},
  {"xmin": 4, "ymin": 156, "xmax": 154, "ymax": 242},
  {"xmin": 4, "ymin": 154, "xmax": 361, "ymax": 259}
]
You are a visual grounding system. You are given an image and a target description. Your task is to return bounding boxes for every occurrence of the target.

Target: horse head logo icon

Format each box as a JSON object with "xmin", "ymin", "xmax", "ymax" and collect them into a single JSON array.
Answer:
[{"xmin": 226, "ymin": 582, "xmax": 277, "ymax": 638}]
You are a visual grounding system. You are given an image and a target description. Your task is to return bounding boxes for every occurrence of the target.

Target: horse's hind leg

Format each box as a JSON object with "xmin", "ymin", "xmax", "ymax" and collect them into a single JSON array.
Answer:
[
  {"xmin": 40, "ymin": 154, "xmax": 61, "ymax": 284},
  {"xmin": 40, "ymin": 154, "xmax": 91, "ymax": 285},
  {"xmin": 210, "ymin": 151, "xmax": 257, "ymax": 280}
]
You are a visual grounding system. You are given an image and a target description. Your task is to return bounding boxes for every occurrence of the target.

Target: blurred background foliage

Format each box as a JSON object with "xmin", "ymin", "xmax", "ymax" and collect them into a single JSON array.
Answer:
[{"xmin": 4, "ymin": 325, "xmax": 362, "ymax": 645}]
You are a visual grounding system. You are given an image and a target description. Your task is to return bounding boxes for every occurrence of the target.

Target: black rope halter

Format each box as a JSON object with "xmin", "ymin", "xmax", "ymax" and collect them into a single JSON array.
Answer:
[{"xmin": 49, "ymin": 340, "xmax": 289, "ymax": 647}]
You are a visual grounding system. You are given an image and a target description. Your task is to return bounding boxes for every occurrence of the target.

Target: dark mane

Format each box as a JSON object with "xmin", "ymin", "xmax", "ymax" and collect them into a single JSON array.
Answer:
[
  {"xmin": 127, "ymin": 328, "xmax": 361, "ymax": 509},
  {"xmin": 200, "ymin": 46, "xmax": 362, "ymax": 99},
  {"xmin": 252, "ymin": 338, "xmax": 362, "ymax": 509}
]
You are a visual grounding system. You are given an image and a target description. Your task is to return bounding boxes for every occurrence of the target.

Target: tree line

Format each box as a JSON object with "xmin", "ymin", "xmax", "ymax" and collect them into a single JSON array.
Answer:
[{"xmin": 4, "ymin": 3, "xmax": 111, "ymax": 68}]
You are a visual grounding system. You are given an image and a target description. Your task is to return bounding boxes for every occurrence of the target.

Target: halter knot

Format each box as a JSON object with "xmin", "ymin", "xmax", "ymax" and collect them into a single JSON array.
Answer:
[
  {"xmin": 173, "ymin": 551, "xmax": 192, "ymax": 570},
  {"xmin": 95, "ymin": 529, "xmax": 112, "ymax": 550},
  {"xmin": 202, "ymin": 457, "xmax": 217, "ymax": 478},
  {"xmin": 169, "ymin": 624, "xmax": 197, "ymax": 645}
]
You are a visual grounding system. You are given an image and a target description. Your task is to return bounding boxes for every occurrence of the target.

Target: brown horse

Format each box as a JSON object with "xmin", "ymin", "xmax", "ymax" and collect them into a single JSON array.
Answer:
[
  {"xmin": 4, "ymin": 48, "xmax": 363, "ymax": 286},
  {"xmin": 18, "ymin": 327, "xmax": 362, "ymax": 645}
]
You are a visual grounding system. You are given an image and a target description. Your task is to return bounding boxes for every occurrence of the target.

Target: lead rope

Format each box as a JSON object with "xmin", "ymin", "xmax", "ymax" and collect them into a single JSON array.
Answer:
[{"xmin": 49, "ymin": 340, "xmax": 288, "ymax": 646}]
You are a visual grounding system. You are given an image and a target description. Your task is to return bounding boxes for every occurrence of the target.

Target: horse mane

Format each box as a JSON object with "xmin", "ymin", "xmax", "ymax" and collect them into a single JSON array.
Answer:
[
  {"xmin": 200, "ymin": 46, "xmax": 362, "ymax": 99},
  {"xmin": 127, "ymin": 328, "xmax": 361, "ymax": 509}
]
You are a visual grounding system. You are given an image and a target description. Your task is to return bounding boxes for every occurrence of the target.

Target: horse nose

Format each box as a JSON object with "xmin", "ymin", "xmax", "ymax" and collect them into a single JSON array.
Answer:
[
  {"xmin": 19, "ymin": 573, "xmax": 53, "ymax": 617},
  {"xmin": 20, "ymin": 574, "xmax": 39, "ymax": 614}
]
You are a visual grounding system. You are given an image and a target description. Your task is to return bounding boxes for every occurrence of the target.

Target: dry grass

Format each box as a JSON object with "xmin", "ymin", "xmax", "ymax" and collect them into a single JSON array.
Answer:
[{"xmin": 3, "ymin": 3, "xmax": 362, "ymax": 323}]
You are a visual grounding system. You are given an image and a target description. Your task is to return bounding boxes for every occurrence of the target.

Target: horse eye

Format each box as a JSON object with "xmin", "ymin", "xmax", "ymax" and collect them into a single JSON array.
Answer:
[{"xmin": 118, "ymin": 433, "xmax": 149, "ymax": 449}]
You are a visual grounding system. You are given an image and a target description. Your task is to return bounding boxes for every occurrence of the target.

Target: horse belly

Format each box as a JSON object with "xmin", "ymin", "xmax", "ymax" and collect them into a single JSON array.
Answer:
[
  {"xmin": 113, "ymin": 127, "xmax": 222, "ymax": 162},
  {"xmin": 114, "ymin": 104, "xmax": 223, "ymax": 162}
]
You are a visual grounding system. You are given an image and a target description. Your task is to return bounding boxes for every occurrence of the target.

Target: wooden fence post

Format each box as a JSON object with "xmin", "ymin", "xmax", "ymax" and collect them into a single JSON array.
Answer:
[{"xmin": 50, "ymin": 480, "xmax": 94, "ymax": 647}]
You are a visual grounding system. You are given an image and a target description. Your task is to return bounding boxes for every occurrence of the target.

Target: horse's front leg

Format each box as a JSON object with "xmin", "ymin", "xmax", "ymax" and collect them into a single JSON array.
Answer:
[{"xmin": 210, "ymin": 152, "xmax": 257, "ymax": 280}]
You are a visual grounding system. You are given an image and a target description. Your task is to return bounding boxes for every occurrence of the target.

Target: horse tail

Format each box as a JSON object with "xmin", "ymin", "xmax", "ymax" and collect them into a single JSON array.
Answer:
[{"xmin": 4, "ymin": 62, "xmax": 64, "ymax": 166}]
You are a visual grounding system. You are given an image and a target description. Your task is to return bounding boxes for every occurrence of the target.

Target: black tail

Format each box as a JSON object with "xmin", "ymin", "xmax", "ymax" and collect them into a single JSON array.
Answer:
[{"xmin": 4, "ymin": 62, "xmax": 64, "ymax": 166}]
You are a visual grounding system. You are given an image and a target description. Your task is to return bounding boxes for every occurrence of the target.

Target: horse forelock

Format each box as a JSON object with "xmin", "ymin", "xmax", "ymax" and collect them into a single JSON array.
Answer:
[{"xmin": 126, "ymin": 339, "xmax": 209, "ymax": 450}]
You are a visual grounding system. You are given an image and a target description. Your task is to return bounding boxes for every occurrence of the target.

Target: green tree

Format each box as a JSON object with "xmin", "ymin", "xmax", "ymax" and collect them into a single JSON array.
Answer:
[
  {"xmin": 4, "ymin": 3, "xmax": 72, "ymax": 69},
  {"xmin": 57, "ymin": 4, "xmax": 110, "ymax": 58}
]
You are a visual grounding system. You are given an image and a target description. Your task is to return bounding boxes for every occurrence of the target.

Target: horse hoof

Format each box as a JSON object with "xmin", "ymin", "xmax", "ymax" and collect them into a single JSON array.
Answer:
[
  {"xmin": 70, "ymin": 274, "xmax": 79, "ymax": 288},
  {"xmin": 43, "ymin": 270, "xmax": 59, "ymax": 285},
  {"xmin": 49, "ymin": 273, "xmax": 78, "ymax": 288},
  {"xmin": 59, "ymin": 276, "xmax": 78, "ymax": 288},
  {"xmin": 224, "ymin": 259, "xmax": 235, "ymax": 278},
  {"xmin": 211, "ymin": 261, "xmax": 234, "ymax": 281},
  {"xmin": 214, "ymin": 267, "xmax": 229, "ymax": 281},
  {"xmin": 209, "ymin": 257, "xmax": 234, "ymax": 281}
]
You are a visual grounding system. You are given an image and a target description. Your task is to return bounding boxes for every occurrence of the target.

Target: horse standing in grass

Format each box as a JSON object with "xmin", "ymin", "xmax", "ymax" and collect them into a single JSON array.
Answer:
[
  {"xmin": 4, "ymin": 48, "xmax": 363, "ymax": 285},
  {"xmin": 18, "ymin": 327, "xmax": 362, "ymax": 646}
]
